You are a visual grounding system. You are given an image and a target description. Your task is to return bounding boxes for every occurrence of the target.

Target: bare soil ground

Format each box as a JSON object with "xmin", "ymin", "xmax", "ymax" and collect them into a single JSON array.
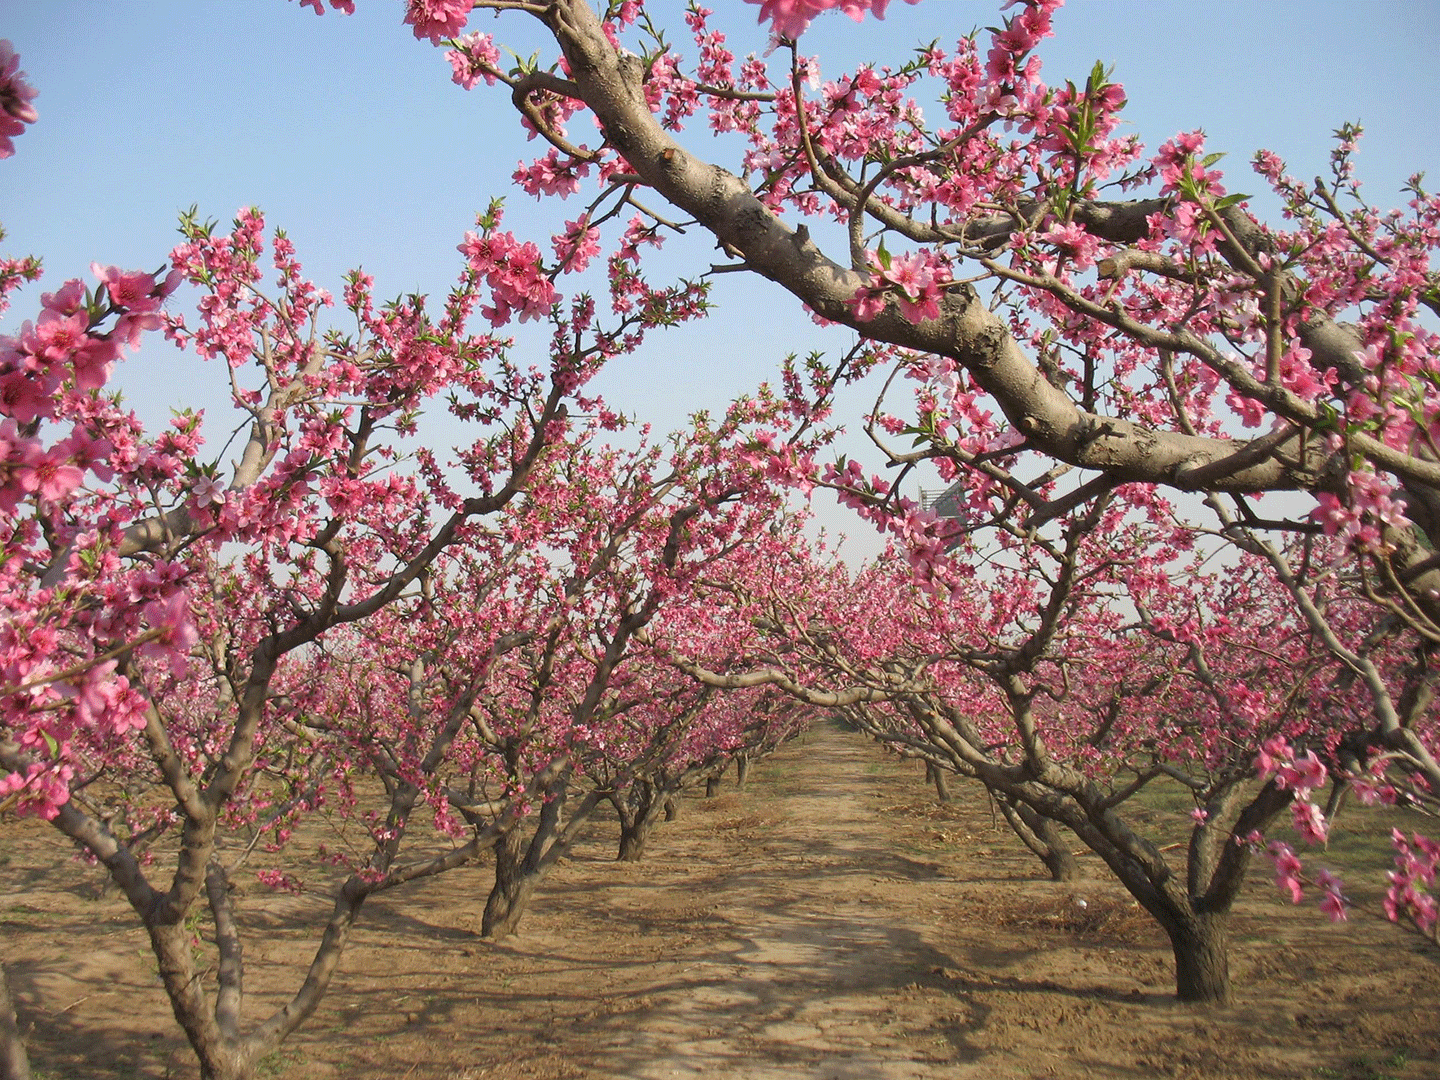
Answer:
[{"xmin": 4, "ymin": 722, "xmax": 1439, "ymax": 1079}]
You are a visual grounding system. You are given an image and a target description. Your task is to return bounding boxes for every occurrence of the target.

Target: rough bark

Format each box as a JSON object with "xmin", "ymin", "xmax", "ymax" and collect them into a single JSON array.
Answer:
[
  {"xmin": 924, "ymin": 760, "xmax": 952, "ymax": 803},
  {"xmin": 997, "ymin": 796, "xmax": 1076, "ymax": 882},
  {"xmin": 482, "ymin": 824, "xmax": 537, "ymax": 939},
  {"xmin": 0, "ymin": 964, "xmax": 31, "ymax": 1080},
  {"xmin": 481, "ymin": 787, "xmax": 602, "ymax": 939},
  {"xmin": 733, "ymin": 753, "xmax": 750, "ymax": 792},
  {"xmin": 616, "ymin": 801, "xmax": 664, "ymax": 862},
  {"xmin": 612, "ymin": 781, "xmax": 671, "ymax": 862},
  {"xmin": 1166, "ymin": 912, "xmax": 1233, "ymax": 1005}
]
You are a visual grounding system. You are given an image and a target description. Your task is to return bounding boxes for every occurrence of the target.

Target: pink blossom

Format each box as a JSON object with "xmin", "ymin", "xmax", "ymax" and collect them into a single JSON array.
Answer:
[
  {"xmin": 54, "ymin": 428, "xmax": 115, "ymax": 483},
  {"xmin": 850, "ymin": 247, "xmax": 951, "ymax": 324},
  {"xmin": 403, "ymin": 0, "xmax": 472, "ymax": 43},
  {"xmin": 91, "ymin": 263, "xmax": 167, "ymax": 315},
  {"xmin": 1278, "ymin": 750, "xmax": 1327, "ymax": 796},
  {"xmin": 191, "ymin": 475, "xmax": 227, "ymax": 508},
  {"xmin": 0, "ymin": 760, "xmax": 74, "ymax": 820},
  {"xmin": 747, "ymin": 0, "xmax": 921, "ymax": 40},
  {"xmin": 1291, "ymin": 798, "xmax": 1329, "ymax": 845},
  {"xmin": 551, "ymin": 218, "xmax": 602, "ymax": 275},
  {"xmin": 13, "ymin": 444, "xmax": 85, "ymax": 503},
  {"xmin": 446, "ymin": 31, "xmax": 501, "ymax": 89},
  {"xmin": 1225, "ymin": 388, "xmax": 1266, "ymax": 428},
  {"xmin": 138, "ymin": 591, "xmax": 199, "ymax": 672},
  {"xmin": 1255, "ymin": 734, "xmax": 1291, "ymax": 778},
  {"xmin": 20, "ymin": 308, "xmax": 89, "ymax": 364},
  {"xmin": 0, "ymin": 40, "xmax": 38, "ymax": 159},
  {"xmin": 0, "ymin": 368, "xmax": 55, "ymax": 424},
  {"xmin": 1266, "ymin": 841, "xmax": 1305, "ymax": 904},
  {"xmin": 256, "ymin": 868, "xmax": 304, "ymax": 893},
  {"xmin": 40, "ymin": 279, "xmax": 85, "ymax": 316},
  {"xmin": 1349, "ymin": 767, "xmax": 1397, "ymax": 806},
  {"xmin": 69, "ymin": 335, "xmax": 120, "ymax": 391},
  {"xmin": 1315, "ymin": 870, "xmax": 1349, "ymax": 923}
]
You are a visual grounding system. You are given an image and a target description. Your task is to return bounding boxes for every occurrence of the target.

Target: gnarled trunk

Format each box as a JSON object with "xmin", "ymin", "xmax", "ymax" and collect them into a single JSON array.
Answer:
[
  {"xmin": 998, "ymin": 797, "xmax": 1077, "ymax": 882},
  {"xmin": 705, "ymin": 765, "xmax": 725, "ymax": 798},
  {"xmin": 1, "ymin": 963, "xmax": 31, "ymax": 1080},
  {"xmin": 481, "ymin": 786, "xmax": 601, "ymax": 939},
  {"xmin": 612, "ymin": 781, "xmax": 669, "ymax": 863},
  {"xmin": 482, "ymin": 825, "xmax": 538, "ymax": 939},
  {"xmin": 147, "ymin": 920, "xmax": 264, "ymax": 1080},
  {"xmin": 925, "ymin": 760, "xmax": 952, "ymax": 803},
  {"xmin": 616, "ymin": 808, "xmax": 662, "ymax": 862},
  {"xmin": 1166, "ymin": 912, "xmax": 1232, "ymax": 1005},
  {"xmin": 734, "ymin": 753, "xmax": 750, "ymax": 792}
]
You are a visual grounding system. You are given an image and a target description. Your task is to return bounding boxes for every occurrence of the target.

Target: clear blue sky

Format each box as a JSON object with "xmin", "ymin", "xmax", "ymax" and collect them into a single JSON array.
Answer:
[{"xmin": 3, "ymin": 0, "xmax": 1437, "ymax": 551}]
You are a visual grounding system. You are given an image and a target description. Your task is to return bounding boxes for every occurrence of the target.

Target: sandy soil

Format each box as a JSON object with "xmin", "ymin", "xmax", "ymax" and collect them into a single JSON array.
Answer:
[{"xmin": 4, "ymin": 722, "xmax": 1439, "ymax": 1079}]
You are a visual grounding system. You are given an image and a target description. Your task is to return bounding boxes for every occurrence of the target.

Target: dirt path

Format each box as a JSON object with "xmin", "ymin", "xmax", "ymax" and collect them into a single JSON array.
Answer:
[
  {"xmin": 593, "ymin": 727, "xmax": 947, "ymax": 1079},
  {"xmin": 6, "ymin": 722, "xmax": 1440, "ymax": 1079}
]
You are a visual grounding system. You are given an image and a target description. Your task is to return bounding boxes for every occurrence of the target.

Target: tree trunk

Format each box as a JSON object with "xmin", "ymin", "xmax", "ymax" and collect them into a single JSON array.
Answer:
[
  {"xmin": 705, "ymin": 766, "xmax": 725, "ymax": 798},
  {"xmin": 663, "ymin": 794, "xmax": 680, "ymax": 821},
  {"xmin": 617, "ymin": 810, "xmax": 660, "ymax": 862},
  {"xmin": 481, "ymin": 827, "xmax": 533, "ymax": 939},
  {"xmin": 1032, "ymin": 817, "xmax": 1077, "ymax": 883},
  {"xmin": 147, "ymin": 921, "xmax": 260, "ymax": 1080},
  {"xmin": 734, "ymin": 754, "xmax": 750, "ymax": 792},
  {"xmin": 925, "ymin": 761, "xmax": 952, "ymax": 803},
  {"xmin": 998, "ymin": 798, "xmax": 1077, "ymax": 882},
  {"xmin": 481, "ymin": 786, "xmax": 600, "ymax": 939},
  {"xmin": 0, "ymin": 964, "xmax": 31, "ymax": 1080},
  {"xmin": 141, "ymin": 921, "xmax": 249, "ymax": 1080},
  {"xmin": 198, "ymin": 1054, "xmax": 256, "ymax": 1080},
  {"xmin": 616, "ymin": 782, "xmax": 664, "ymax": 862},
  {"xmin": 1167, "ymin": 912, "xmax": 1232, "ymax": 1005}
]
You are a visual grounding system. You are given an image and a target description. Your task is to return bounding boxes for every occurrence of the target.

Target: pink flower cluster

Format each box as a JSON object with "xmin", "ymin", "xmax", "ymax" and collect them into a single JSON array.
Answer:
[
  {"xmin": 295, "ymin": 0, "xmax": 355, "ymax": 15},
  {"xmin": 455, "ymin": 218, "xmax": 558, "ymax": 327},
  {"xmin": 1, "ymin": 265, "xmax": 177, "ymax": 512},
  {"xmin": 1313, "ymin": 469, "xmax": 1411, "ymax": 554},
  {"xmin": 1256, "ymin": 734, "xmax": 1327, "ymax": 797},
  {"xmin": 1263, "ymin": 842, "xmax": 1348, "ymax": 922},
  {"xmin": 403, "ymin": 0, "xmax": 472, "ymax": 44},
  {"xmin": 745, "ymin": 0, "xmax": 921, "ymax": 41},
  {"xmin": 446, "ymin": 31, "xmax": 501, "ymax": 90},
  {"xmin": 167, "ymin": 207, "xmax": 267, "ymax": 367},
  {"xmin": 256, "ymin": 868, "xmax": 304, "ymax": 894},
  {"xmin": 0, "ymin": 40, "xmax": 38, "ymax": 159},
  {"xmin": 850, "ymin": 247, "xmax": 952, "ymax": 324},
  {"xmin": 1386, "ymin": 829, "xmax": 1439, "ymax": 935},
  {"xmin": 1256, "ymin": 735, "xmax": 1333, "ymax": 846},
  {"xmin": 514, "ymin": 149, "xmax": 589, "ymax": 200},
  {"xmin": 985, "ymin": 0, "xmax": 1060, "ymax": 84},
  {"xmin": 1154, "ymin": 130, "xmax": 1225, "ymax": 202},
  {"xmin": 551, "ymin": 218, "xmax": 602, "ymax": 276},
  {"xmin": 0, "ymin": 760, "xmax": 73, "ymax": 820}
]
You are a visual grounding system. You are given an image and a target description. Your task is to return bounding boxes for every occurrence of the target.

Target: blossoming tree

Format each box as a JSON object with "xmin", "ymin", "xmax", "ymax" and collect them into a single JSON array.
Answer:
[
  {"xmin": 0, "ymin": 27, "xmax": 769, "ymax": 1067},
  {"xmin": 369, "ymin": 0, "xmax": 1440, "ymax": 952}
]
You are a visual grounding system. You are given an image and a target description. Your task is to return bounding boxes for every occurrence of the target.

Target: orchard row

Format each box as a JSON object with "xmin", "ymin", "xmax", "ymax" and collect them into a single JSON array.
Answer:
[{"xmin": 2, "ymin": 3, "xmax": 1438, "ymax": 1078}]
